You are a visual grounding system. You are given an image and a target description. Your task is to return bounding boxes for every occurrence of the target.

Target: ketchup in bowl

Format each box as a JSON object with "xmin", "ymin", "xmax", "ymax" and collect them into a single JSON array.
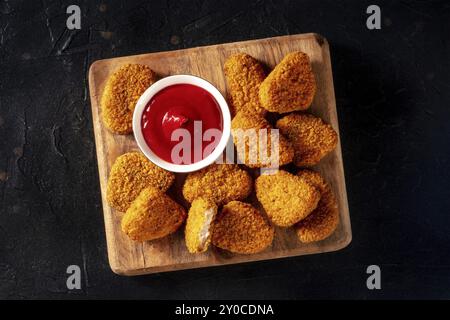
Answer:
[{"xmin": 141, "ymin": 84, "xmax": 223, "ymax": 165}]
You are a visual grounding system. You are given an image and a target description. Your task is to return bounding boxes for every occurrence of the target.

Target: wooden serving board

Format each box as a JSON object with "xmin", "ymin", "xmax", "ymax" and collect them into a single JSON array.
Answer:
[{"xmin": 88, "ymin": 33, "xmax": 352, "ymax": 275}]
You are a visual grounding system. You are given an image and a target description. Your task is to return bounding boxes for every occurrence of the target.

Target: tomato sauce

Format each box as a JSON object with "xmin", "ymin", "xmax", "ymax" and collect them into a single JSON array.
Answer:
[{"xmin": 141, "ymin": 84, "xmax": 223, "ymax": 164}]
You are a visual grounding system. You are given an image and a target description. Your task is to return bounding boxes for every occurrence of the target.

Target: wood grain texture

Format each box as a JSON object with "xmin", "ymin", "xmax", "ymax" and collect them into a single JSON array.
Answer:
[{"xmin": 88, "ymin": 33, "xmax": 352, "ymax": 276}]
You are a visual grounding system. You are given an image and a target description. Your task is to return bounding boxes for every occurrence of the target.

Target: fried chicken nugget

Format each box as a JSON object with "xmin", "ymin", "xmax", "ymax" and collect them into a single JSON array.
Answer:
[
  {"xmin": 255, "ymin": 170, "xmax": 320, "ymax": 227},
  {"xmin": 121, "ymin": 187, "xmax": 186, "ymax": 241},
  {"xmin": 212, "ymin": 201, "xmax": 274, "ymax": 254},
  {"xmin": 182, "ymin": 164, "xmax": 252, "ymax": 205},
  {"xmin": 101, "ymin": 64, "xmax": 157, "ymax": 134},
  {"xmin": 276, "ymin": 113, "xmax": 338, "ymax": 166},
  {"xmin": 107, "ymin": 152, "xmax": 175, "ymax": 212},
  {"xmin": 231, "ymin": 111, "xmax": 294, "ymax": 168},
  {"xmin": 224, "ymin": 53, "xmax": 267, "ymax": 116},
  {"xmin": 259, "ymin": 52, "xmax": 316, "ymax": 113},
  {"xmin": 295, "ymin": 170, "xmax": 339, "ymax": 243},
  {"xmin": 185, "ymin": 198, "xmax": 218, "ymax": 253}
]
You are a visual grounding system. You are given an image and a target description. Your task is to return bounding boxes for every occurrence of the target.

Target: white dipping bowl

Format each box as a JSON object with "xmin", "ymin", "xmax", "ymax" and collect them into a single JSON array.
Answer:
[{"xmin": 133, "ymin": 75, "xmax": 231, "ymax": 173}]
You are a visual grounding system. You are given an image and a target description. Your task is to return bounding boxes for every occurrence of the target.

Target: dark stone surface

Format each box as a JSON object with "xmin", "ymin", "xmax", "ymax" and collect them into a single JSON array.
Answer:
[{"xmin": 0, "ymin": 0, "xmax": 449, "ymax": 299}]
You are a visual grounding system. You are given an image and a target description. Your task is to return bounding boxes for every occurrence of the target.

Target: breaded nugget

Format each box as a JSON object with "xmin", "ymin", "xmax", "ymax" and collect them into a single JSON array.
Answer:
[
  {"xmin": 121, "ymin": 187, "xmax": 186, "ymax": 241},
  {"xmin": 276, "ymin": 113, "xmax": 338, "ymax": 166},
  {"xmin": 295, "ymin": 170, "xmax": 339, "ymax": 242},
  {"xmin": 224, "ymin": 53, "xmax": 267, "ymax": 116},
  {"xmin": 185, "ymin": 198, "xmax": 217, "ymax": 253},
  {"xmin": 259, "ymin": 52, "xmax": 316, "ymax": 113},
  {"xmin": 231, "ymin": 111, "xmax": 294, "ymax": 168},
  {"xmin": 183, "ymin": 164, "xmax": 252, "ymax": 205},
  {"xmin": 101, "ymin": 64, "xmax": 157, "ymax": 134},
  {"xmin": 212, "ymin": 201, "xmax": 274, "ymax": 254},
  {"xmin": 255, "ymin": 170, "xmax": 320, "ymax": 227},
  {"xmin": 107, "ymin": 152, "xmax": 175, "ymax": 212}
]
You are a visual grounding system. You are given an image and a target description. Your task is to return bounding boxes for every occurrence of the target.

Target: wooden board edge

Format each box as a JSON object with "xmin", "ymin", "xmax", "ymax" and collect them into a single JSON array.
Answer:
[
  {"xmin": 320, "ymin": 37, "xmax": 353, "ymax": 245},
  {"xmin": 88, "ymin": 33, "xmax": 324, "ymax": 67},
  {"xmin": 117, "ymin": 234, "xmax": 353, "ymax": 276},
  {"xmin": 88, "ymin": 61, "xmax": 124, "ymax": 274}
]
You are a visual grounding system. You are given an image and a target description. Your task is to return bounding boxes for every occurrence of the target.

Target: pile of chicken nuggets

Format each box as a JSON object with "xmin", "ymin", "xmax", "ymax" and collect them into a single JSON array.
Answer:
[{"xmin": 102, "ymin": 51, "xmax": 340, "ymax": 255}]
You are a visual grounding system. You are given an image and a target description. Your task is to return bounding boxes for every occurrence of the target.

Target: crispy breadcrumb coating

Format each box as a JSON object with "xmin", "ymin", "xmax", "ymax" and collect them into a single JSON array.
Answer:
[
  {"xmin": 295, "ymin": 170, "xmax": 339, "ymax": 243},
  {"xmin": 224, "ymin": 53, "xmax": 267, "ymax": 117},
  {"xmin": 259, "ymin": 52, "xmax": 316, "ymax": 113},
  {"xmin": 182, "ymin": 164, "xmax": 252, "ymax": 205},
  {"xmin": 107, "ymin": 152, "xmax": 175, "ymax": 212},
  {"xmin": 255, "ymin": 170, "xmax": 320, "ymax": 227},
  {"xmin": 212, "ymin": 201, "xmax": 274, "ymax": 254},
  {"xmin": 101, "ymin": 64, "xmax": 157, "ymax": 134},
  {"xmin": 121, "ymin": 187, "xmax": 186, "ymax": 241},
  {"xmin": 276, "ymin": 113, "xmax": 338, "ymax": 166},
  {"xmin": 231, "ymin": 111, "xmax": 294, "ymax": 168},
  {"xmin": 185, "ymin": 198, "xmax": 217, "ymax": 253}
]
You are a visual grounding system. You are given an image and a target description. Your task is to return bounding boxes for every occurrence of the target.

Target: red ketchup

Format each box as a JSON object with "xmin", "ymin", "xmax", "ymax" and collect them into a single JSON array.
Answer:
[{"xmin": 141, "ymin": 84, "xmax": 223, "ymax": 164}]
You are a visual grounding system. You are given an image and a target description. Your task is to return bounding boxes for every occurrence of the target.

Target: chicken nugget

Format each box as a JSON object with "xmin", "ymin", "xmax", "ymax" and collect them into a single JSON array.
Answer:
[
  {"xmin": 185, "ymin": 198, "xmax": 217, "ymax": 253},
  {"xmin": 276, "ymin": 113, "xmax": 338, "ymax": 166},
  {"xmin": 121, "ymin": 187, "xmax": 186, "ymax": 241},
  {"xmin": 101, "ymin": 64, "xmax": 157, "ymax": 134},
  {"xmin": 295, "ymin": 170, "xmax": 339, "ymax": 242},
  {"xmin": 212, "ymin": 201, "xmax": 274, "ymax": 254},
  {"xmin": 259, "ymin": 52, "xmax": 316, "ymax": 113},
  {"xmin": 231, "ymin": 111, "xmax": 294, "ymax": 168},
  {"xmin": 183, "ymin": 164, "xmax": 252, "ymax": 205},
  {"xmin": 255, "ymin": 170, "xmax": 320, "ymax": 227},
  {"xmin": 107, "ymin": 152, "xmax": 175, "ymax": 212},
  {"xmin": 224, "ymin": 53, "xmax": 267, "ymax": 116}
]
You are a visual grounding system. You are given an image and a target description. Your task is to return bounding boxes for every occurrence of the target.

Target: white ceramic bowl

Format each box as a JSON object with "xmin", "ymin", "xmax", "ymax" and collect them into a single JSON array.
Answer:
[{"xmin": 133, "ymin": 75, "xmax": 231, "ymax": 173}]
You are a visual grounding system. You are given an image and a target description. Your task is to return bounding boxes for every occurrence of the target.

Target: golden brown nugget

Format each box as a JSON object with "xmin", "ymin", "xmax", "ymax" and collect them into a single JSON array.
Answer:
[
  {"xmin": 224, "ymin": 53, "xmax": 267, "ymax": 116},
  {"xmin": 185, "ymin": 198, "xmax": 218, "ymax": 253},
  {"xmin": 212, "ymin": 201, "xmax": 274, "ymax": 254},
  {"xmin": 255, "ymin": 170, "xmax": 320, "ymax": 227},
  {"xmin": 231, "ymin": 111, "xmax": 294, "ymax": 168},
  {"xmin": 182, "ymin": 164, "xmax": 252, "ymax": 205},
  {"xmin": 121, "ymin": 187, "xmax": 186, "ymax": 241},
  {"xmin": 107, "ymin": 152, "xmax": 175, "ymax": 212},
  {"xmin": 276, "ymin": 113, "xmax": 338, "ymax": 166},
  {"xmin": 259, "ymin": 52, "xmax": 316, "ymax": 113},
  {"xmin": 101, "ymin": 64, "xmax": 157, "ymax": 134},
  {"xmin": 295, "ymin": 170, "xmax": 339, "ymax": 242}
]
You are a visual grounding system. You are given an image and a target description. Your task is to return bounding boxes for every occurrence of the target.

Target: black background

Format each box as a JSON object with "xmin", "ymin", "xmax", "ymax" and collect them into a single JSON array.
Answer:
[{"xmin": 1, "ymin": 0, "xmax": 449, "ymax": 299}]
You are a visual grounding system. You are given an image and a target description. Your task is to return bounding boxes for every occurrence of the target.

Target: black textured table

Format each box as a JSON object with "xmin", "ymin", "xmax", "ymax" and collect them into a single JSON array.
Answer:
[{"xmin": 1, "ymin": 0, "xmax": 449, "ymax": 299}]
